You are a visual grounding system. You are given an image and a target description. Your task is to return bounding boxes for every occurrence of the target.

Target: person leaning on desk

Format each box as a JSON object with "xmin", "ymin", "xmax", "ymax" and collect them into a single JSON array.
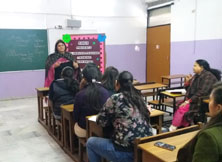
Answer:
[
  {"xmin": 177, "ymin": 82, "xmax": 222, "ymax": 162},
  {"xmin": 86, "ymin": 71, "xmax": 153, "ymax": 162},
  {"xmin": 44, "ymin": 39, "xmax": 81, "ymax": 87}
]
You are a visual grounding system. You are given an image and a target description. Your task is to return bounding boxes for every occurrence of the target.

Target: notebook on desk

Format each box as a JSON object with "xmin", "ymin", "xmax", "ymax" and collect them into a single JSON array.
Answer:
[
  {"xmin": 88, "ymin": 115, "xmax": 97, "ymax": 122},
  {"xmin": 166, "ymin": 89, "xmax": 186, "ymax": 95}
]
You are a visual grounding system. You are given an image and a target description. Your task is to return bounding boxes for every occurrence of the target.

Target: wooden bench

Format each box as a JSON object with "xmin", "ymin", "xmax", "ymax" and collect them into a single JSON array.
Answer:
[
  {"xmin": 47, "ymin": 105, "xmax": 63, "ymax": 147},
  {"xmin": 134, "ymin": 123, "xmax": 203, "ymax": 162},
  {"xmin": 35, "ymin": 87, "xmax": 49, "ymax": 128},
  {"xmin": 60, "ymin": 104, "xmax": 78, "ymax": 161},
  {"xmin": 78, "ymin": 110, "xmax": 165, "ymax": 162}
]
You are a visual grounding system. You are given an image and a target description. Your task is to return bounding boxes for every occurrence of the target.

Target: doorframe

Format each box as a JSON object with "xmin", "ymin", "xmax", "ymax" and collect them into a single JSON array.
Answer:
[{"xmin": 146, "ymin": 24, "xmax": 171, "ymax": 82}]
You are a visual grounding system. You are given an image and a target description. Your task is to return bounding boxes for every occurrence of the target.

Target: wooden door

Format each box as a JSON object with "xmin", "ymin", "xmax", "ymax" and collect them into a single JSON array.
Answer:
[{"xmin": 146, "ymin": 25, "xmax": 170, "ymax": 83}]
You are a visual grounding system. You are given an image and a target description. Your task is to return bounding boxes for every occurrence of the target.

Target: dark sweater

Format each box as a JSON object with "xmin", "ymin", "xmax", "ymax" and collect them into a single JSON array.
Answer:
[
  {"xmin": 73, "ymin": 84, "xmax": 109, "ymax": 129},
  {"xmin": 49, "ymin": 79, "xmax": 76, "ymax": 116}
]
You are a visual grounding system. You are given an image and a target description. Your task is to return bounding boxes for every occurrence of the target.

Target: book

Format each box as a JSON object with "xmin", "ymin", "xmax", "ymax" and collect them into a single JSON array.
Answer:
[{"xmin": 165, "ymin": 89, "xmax": 186, "ymax": 95}]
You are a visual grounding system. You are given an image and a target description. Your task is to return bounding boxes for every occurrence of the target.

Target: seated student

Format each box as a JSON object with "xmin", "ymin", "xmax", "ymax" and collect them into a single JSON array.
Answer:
[
  {"xmin": 177, "ymin": 82, "xmax": 222, "ymax": 162},
  {"xmin": 86, "ymin": 71, "xmax": 153, "ymax": 162},
  {"xmin": 49, "ymin": 66, "xmax": 79, "ymax": 119},
  {"xmin": 169, "ymin": 59, "xmax": 221, "ymax": 131},
  {"xmin": 73, "ymin": 63, "xmax": 109, "ymax": 138},
  {"xmin": 101, "ymin": 66, "xmax": 119, "ymax": 96}
]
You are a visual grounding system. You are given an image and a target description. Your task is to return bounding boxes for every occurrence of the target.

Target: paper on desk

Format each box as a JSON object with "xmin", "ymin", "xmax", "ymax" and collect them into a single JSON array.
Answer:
[
  {"xmin": 88, "ymin": 115, "xmax": 97, "ymax": 122},
  {"xmin": 165, "ymin": 89, "xmax": 186, "ymax": 95}
]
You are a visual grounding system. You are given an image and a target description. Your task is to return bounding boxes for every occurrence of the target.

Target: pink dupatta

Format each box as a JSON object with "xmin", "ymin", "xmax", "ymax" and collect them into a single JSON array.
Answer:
[{"xmin": 44, "ymin": 58, "xmax": 70, "ymax": 87}]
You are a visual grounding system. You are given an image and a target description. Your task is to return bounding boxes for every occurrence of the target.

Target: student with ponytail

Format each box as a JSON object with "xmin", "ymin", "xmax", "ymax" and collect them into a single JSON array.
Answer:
[
  {"xmin": 73, "ymin": 63, "xmax": 109, "ymax": 138},
  {"xmin": 177, "ymin": 82, "xmax": 222, "ymax": 162},
  {"xmin": 86, "ymin": 71, "xmax": 153, "ymax": 162},
  {"xmin": 49, "ymin": 66, "xmax": 79, "ymax": 119},
  {"xmin": 169, "ymin": 59, "xmax": 221, "ymax": 131},
  {"xmin": 101, "ymin": 66, "xmax": 119, "ymax": 96}
]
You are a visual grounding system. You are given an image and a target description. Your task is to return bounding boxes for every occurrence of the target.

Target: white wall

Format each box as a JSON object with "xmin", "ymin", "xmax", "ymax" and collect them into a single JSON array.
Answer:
[
  {"xmin": 170, "ymin": 0, "xmax": 222, "ymax": 75},
  {"xmin": 71, "ymin": 0, "xmax": 146, "ymax": 17},
  {"xmin": 0, "ymin": 0, "xmax": 148, "ymax": 99},
  {"xmin": 0, "ymin": 0, "xmax": 147, "ymax": 45},
  {"xmin": 171, "ymin": 0, "xmax": 222, "ymax": 42}
]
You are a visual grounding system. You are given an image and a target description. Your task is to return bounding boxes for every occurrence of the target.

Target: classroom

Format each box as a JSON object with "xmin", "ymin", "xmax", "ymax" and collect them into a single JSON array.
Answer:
[{"xmin": 0, "ymin": 0, "xmax": 222, "ymax": 162}]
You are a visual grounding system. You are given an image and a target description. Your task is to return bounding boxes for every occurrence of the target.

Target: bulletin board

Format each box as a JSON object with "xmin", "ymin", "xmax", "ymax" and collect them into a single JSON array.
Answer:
[{"xmin": 64, "ymin": 33, "xmax": 106, "ymax": 73}]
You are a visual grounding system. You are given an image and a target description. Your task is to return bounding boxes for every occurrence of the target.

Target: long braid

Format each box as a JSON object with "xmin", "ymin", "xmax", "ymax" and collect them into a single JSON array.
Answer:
[{"xmin": 118, "ymin": 71, "xmax": 150, "ymax": 124}]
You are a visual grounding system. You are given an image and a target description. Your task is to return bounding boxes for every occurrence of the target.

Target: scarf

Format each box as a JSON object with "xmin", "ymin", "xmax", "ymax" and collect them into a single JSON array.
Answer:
[{"xmin": 45, "ymin": 52, "xmax": 74, "ymax": 78}]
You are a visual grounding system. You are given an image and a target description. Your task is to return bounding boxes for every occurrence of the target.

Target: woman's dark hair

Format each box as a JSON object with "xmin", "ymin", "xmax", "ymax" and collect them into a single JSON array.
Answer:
[
  {"xmin": 196, "ymin": 59, "xmax": 221, "ymax": 81},
  {"xmin": 177, "ymin": 83, "xmax": 222, "ymax": 162},
  {"xmin": 55, "ymin": 39, "xmax": 67, "ymax": 53},
  {"xmin": 118, "ymin": 71, "xmax": 150, "ymax": 124},
  {"xmin": 82, "ymin": 63, "xmax": 103, "ymax": 111},
  {"xmin": 102, "ymin": 66, "xmax": 119, "ymax": 91},
  {"xmin": 61, "ymin": 66, "xmax": 79, "ymax": 95}
]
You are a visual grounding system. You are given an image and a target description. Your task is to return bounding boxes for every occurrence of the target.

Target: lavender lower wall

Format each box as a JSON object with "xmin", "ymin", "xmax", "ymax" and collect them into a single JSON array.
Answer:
[
  {"xmin": 106, "ymin": 43, "xmax": 146, "ymax": 82},
  {"xmin": 0, "ymin": 70, "xmax": 45, "ymax": 100},
  {"xmin": 0, "ymin": 43, "xmax": 147, "ymax": 100},
  {"xmin": 171, "ymin": 39, "xmax": 222, "ymax": 75}
]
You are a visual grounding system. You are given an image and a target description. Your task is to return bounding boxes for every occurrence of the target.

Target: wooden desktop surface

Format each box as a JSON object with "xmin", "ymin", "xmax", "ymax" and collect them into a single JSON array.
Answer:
[
  {"xmin": 203, "ymin": 99, "xmax": 209, "ymax": 104},
  {"xmin": 36, "ymin": 87, "xmax": 49, "ymax": 92},
  {"xmin": 60, "ymin": 104, "xmax": 164, "ymax": 118},
  {"xmin": 150, "ymin": 109, "xmax": 165, "ymax": 117},
  {"xmin": 161, "ymin": 91, "xmax": 185, "ymax": 98},
  {"xmin": 161, "ymin": 74, "xmax": 186, "ymax": 79},
  {"xmin": 138, "ymin": 130, "xmax": 198, "ymax": 162},
  {"xmin": 87, "ymin": 109, "xmax": 165, "ymax": 120},
  {"xmin": 135, "ymin": 83, "xmax": 167, "ymax": 91},
  {"xmin": 60, "ymin": 104, "xmax": 74, "ymax": 112},
  {"xmin": 87, "ymin": 109, "xmax": 165, "ymax": 136}
]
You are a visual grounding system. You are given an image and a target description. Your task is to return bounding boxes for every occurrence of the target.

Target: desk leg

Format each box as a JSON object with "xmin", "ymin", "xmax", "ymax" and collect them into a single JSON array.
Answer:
[
  {"xmin": 173, "ymin": 98, "xmax": 176, "ymax": 114},
  {"xmin": 180, "ymin": 78, "xmax": 182, "ymax": 87},
  {"xmin": 153, "ymin": 88, "xmax": 155, "ymax": 100},
  {"xmin": 39, "ymin": 96, "xmax": 44, "ymax": 122},
  {"xmin": 69, "ymin": 114, "xmax": 75, "ymax": 154},
  {"xmin": 157, "ymin": 115, "xmax": 163, "ymax": 134},
  {"xmin": 62, "ymin": 112, "xmax": 69, "ymax": 149},
  {"xmin": 37, "ymin": 95, "xmax": 41, "ymax": 122},
  {"xmin": 169, "ymin": 79, "xmax": 171, "ymax": 88},
  {"xmin": 159, "ymin": 93, "xmax": 164, "ymax": 111}
]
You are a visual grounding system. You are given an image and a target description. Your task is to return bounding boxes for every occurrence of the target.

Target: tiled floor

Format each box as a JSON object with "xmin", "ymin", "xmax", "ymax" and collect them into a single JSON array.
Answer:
[
  {"xmin": 0, "ymin": 97, "xmax": 73, "ymax": 162},
  {"xmin": 0, "ymin": 97, "xmax": 173, "ymax": 162}
]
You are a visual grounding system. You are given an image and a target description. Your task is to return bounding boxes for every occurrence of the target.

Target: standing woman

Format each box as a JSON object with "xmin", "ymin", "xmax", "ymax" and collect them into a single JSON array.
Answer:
[
  {"xmin": 169, "ymin": 59, "xmax": 221, "ymax": 131},
  {"xmin": 177, "ymin": 83, "xmax": 222, "ymax": 162},
  {"xmin": 44, "ymin": 39, "xmax": 81, "ymax": 87},
  {"xmin": 87, "ymin": 71, "xmax": 153, "ymax": 162}
]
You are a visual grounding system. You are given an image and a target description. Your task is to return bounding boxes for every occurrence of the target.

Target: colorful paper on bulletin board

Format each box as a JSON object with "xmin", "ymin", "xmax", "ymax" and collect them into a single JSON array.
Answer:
[{"xmin": 65, "ymin": 34, "xmax": 105, "ymax": 73}]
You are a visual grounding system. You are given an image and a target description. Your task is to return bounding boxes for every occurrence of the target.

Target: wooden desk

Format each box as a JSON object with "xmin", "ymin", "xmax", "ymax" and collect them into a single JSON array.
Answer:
[
  {"xmin": 86, "ymin": 109, "xmax": 165, "ymax": 139},
  {"xmin": 150, "ymin": 109, "xmax": 165, "ymax": 134},
  {"xmin": 133, "ymin": 80, "xmax": 140, "ymax": 85},
  {"xmin": 135, "ymin": 83, "xmax": 167, "ymax": 91},
  {"xmin": 60, "ymin": 104, "xmax": 77, "ymax": 159},
  {"xmin": 203, "ymin": 99, "xmax": 209, "ymax": 104},
  {"xmin": 138, "ymin": 130, "xmax": 198, "ymax": 162},
  {"xmin": 160, "ymin": 91, "xmax": 185, "ymax": 114},
  {"xmin": 161, "ymin": 74, "xmax": 186, "ymax": 87},
  {"xmin": 135, "ymin": 83, "xmax": 167, "ymax": 100},
  {"xmin": 36, "ymin": 87, "xmax": 49, "ymax": 126}
]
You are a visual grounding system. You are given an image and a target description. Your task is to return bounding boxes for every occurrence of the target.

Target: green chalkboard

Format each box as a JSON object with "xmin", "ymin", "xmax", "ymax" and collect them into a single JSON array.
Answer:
[{"xmin": 0, "ymin": 29, "xmax": 48, "ymax": 72}]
